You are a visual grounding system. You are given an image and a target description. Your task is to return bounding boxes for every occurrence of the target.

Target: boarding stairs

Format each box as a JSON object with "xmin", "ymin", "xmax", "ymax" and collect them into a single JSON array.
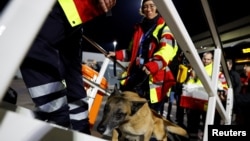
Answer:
[{"xmin": 154, "ymin": 1, "xmax": 234, "ymax": 141}]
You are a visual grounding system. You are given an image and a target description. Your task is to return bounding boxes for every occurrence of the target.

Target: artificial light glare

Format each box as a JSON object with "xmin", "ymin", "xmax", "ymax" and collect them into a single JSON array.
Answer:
[
  {"xmin": 242, "ymin": 48, "xmax": 250, "ymax": 53},
  {"xmin": 113, "ymin": 40, "xmax": 117, "ymax": 47}
]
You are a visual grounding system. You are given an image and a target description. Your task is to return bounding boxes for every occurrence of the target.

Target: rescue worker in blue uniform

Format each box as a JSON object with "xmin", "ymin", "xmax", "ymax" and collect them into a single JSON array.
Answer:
[{"xmin": 20, "ymin": 0, "xmax": 116, "ymax": 134}]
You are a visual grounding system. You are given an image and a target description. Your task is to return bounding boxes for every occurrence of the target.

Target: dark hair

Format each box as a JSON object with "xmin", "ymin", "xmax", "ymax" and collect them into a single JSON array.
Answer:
[
  {"xmin": 226, "ymin": 59, "xmax": 233, "ymax": 65},
  {"xmin": 202, "ymin": 51, "xmax": 213, "ymax": 59},
  {"xmin": 141, "ymin": 0, "xmax": 149, "ymax": 6}
]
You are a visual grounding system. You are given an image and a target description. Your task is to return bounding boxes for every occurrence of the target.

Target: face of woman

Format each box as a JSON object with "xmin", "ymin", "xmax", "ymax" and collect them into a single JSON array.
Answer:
[{"xmin": 142, "ymin": 0, "xmax": 158, "ymax": 19}]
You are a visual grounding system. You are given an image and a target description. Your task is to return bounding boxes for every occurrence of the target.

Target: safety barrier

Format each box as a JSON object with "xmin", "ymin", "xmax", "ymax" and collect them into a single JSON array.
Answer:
[
  {"xmin": 0, "ymin": 0, "xmax": 107, "ymax": 140},
  {"xmin": 154, "ymin": 0, "xmax": 233, "ymax": 141}
]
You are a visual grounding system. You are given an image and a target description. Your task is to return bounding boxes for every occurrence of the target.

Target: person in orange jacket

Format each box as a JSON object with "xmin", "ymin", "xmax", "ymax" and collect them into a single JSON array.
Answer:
[{"xmin": 20, "ymin": 0, "xmax": 116, "ymax": 134}]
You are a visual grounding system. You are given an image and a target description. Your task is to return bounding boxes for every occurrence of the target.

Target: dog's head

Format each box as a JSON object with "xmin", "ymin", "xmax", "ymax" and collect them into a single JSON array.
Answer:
[{"xmin": 97, "ymin": 86, "xmax": 147, "ymax": 135}]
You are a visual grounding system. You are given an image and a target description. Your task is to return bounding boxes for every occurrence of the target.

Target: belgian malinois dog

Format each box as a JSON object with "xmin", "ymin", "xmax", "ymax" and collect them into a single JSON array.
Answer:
[{"xmin": 97, "ymin": 87, "xmax": 188, "ymax": 141}]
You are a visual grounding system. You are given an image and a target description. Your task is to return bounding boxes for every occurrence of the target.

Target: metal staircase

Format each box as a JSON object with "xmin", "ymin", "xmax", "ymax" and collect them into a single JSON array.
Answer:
[{"xmin": 154, "ymin": 0, "xmax": 234, "ymax": 141}]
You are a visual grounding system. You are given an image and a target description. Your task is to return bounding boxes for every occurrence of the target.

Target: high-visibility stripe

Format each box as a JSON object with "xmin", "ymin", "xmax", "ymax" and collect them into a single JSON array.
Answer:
[
  {"xmin": 148, "ymin": 74, "xmax": 159, "ymax": 103},
  {"xmin": 120, "ymin": 71, "xmax": 128, "ymax": 85},
  {"xmin": 70, "ymin": 111, "xmax": 89, "ymax": 120},
  {"xmin": 68, "ymin": 100, "xmax": 87, "ymax": 110},
  {"xmin": 28, "ymin": 81, "xmax": 65, "ymax": 98},
  {"xmin": 151, "ymin": 59, "xmax": 163, "ymax": 69},
  {"xmin": 38, "ymin": 96, "xmax": 67, "ymax": 112},
  {"xmin": 156, "ymin": 60, "xmax": 163, "ymax": 69},
  {"xmin": 154, "ymin": 45, "xmax": 175, "ymax": 64},
  {"xmin": 69, "ymin": 102, "xmax": 81, "ymax": 110},
  {"xmin": 162, "ymin": 27, "xmax": 172, "ymax": 35},
  {"xmin": 153, "ymin": 23, "xmax": 178, "ymax": 64},
  {"xmin": 149, "ymin": 88, "xmax": 158, "ymax": 103},
  {"xmin": 58, "ymin": 0, "xmax": 82, "ymax": 27},
  {"xmin": 149, "ymin": 83, "xmax": 162, "ymax": 89},
  {"xmin": 152, "ymin": 23, "xmax": 165, "ymax": 41}
]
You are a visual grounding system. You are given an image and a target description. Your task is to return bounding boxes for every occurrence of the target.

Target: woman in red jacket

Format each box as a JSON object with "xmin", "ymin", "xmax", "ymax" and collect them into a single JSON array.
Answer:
[{"xmin": 107, "ymin": 0, "xmax": 178, "ymax": 113}]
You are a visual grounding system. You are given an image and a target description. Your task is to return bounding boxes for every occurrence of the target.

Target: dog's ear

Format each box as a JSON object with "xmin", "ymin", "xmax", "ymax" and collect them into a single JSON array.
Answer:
[{"xmin": 130, "ymin": 101, "xmax": 147, "ymax": 115}]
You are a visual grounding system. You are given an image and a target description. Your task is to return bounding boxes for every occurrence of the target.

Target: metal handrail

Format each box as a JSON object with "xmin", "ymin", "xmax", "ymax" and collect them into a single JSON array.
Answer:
[
  {"xmin": 82, "ymin": 34, "xmax": 127, "ymax": 71},
  {"xmin": 153, "ymin": 1, "xmax": 233, "ymax": 141},
  {"xmin": 0, "ymin": 1, "xmax": 107, "ymax": 140}
]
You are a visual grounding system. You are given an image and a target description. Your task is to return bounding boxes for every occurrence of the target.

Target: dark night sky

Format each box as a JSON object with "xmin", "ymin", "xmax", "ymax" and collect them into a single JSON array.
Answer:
[
  {"xmin": 82, "ymin": 0, "xmax": 142, "ymax": 53},
  {"xmin": 82, "ymin": 0, "xmax": 250, "ymax": 53},
  {"xmin": 1, "ymin": 0, "xmax": 249, "ymax": 54},
  {"xmin": 1, "ymin": 0, "xmax": 249, "ymax": 61},
  {"xmin": 2, "ymin": 0, "xmax": 249, "ymax": 53},
  {"xmin": 2, "ymin": 0, "xmax": 247, "ymax": 53}
]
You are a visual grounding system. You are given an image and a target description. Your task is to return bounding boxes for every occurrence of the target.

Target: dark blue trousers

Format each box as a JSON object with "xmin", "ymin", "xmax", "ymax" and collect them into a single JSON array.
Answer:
[{"xmin": 20, "ymin": 3, "xmax": 90, "ymax": 134}]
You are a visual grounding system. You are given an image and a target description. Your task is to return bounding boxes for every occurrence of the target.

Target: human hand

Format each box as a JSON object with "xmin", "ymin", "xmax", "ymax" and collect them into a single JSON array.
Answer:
[
  {"xmin": 142, "ymin": 66, "xmax": 150, "ymax": 75},
  {"xmin": 98, "ymin": 0, "xmax": 116, "ymax": 13},
  {"xmin": 106, "ymin": 51, "xmax": 115, "ymax": 58},
  {"xmin": 218, "ymin": 90, "xmax": 227, "ymax": 101}
]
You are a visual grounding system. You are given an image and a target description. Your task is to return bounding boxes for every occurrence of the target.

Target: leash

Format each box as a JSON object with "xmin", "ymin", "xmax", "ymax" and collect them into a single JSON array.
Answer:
[{"xmin": 82, "ymin": 34, "xmax": 127, "ymax": 71}]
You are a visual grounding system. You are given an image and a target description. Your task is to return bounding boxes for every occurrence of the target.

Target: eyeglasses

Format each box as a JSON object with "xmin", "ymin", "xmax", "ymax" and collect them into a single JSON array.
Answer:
[{"xmin": 143, "ymin": 4, "xmax": 156, "ymax": 9}]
